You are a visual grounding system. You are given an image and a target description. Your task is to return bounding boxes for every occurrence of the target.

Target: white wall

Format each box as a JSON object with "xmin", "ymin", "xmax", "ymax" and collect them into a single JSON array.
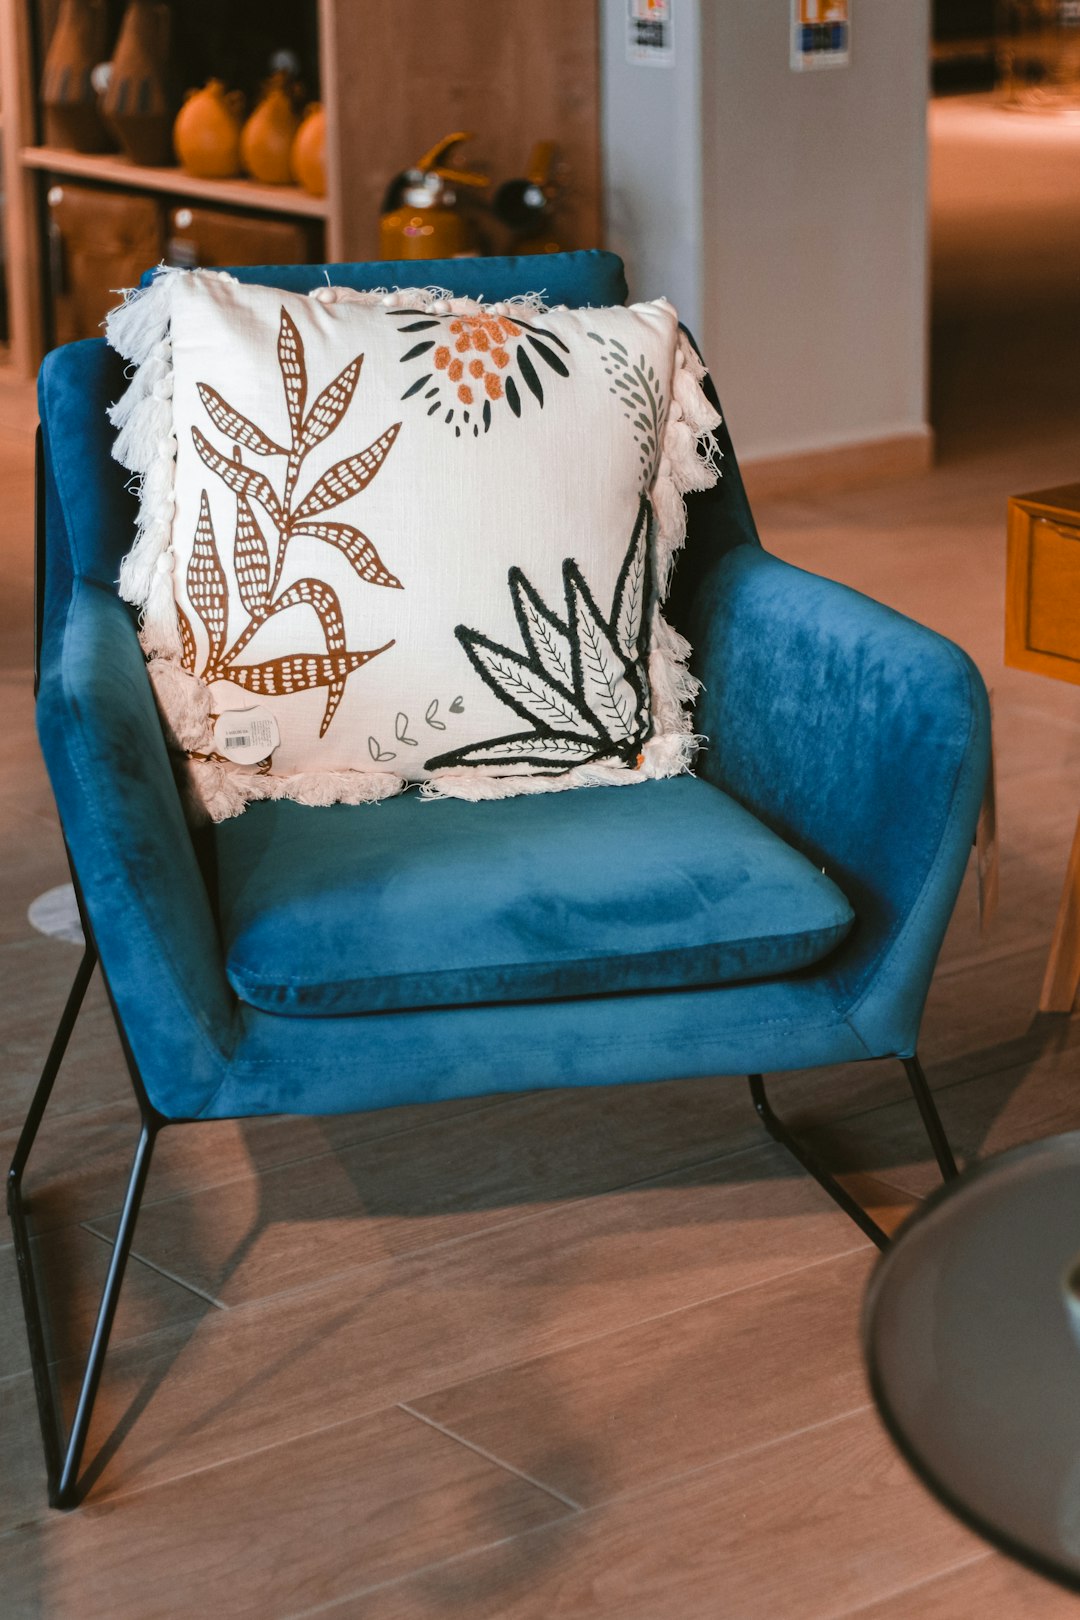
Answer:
[{"xmin": 600, "ymin": 0, "xmax": 931, "ymax": 463}]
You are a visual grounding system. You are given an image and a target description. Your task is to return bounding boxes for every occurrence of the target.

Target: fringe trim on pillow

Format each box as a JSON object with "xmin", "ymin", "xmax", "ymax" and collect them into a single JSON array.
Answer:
[
  {"xmin": 106, "ymin": 266, "xmax": 241, "ymax": 659},
  {"xmin": 143, "ymin": 658, "xmax": 408, "ymax": 822},
  {"xmin": 310, "ymin": 285, "xmax": 553, "ymax": 317},
  {"xmin": 107, "ymin": 272, "xmax": 721, "ymax": 817},
  {"xmin": 180, "ymin": 760, "xmax": 407, "ymax": 824}
]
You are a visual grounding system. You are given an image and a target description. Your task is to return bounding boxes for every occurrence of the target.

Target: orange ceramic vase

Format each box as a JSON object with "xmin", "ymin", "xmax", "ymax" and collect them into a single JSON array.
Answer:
[
  {"xmin": 290, "ymin": 103, "xmax": 326, "ymax": 197},
  {"xmin": 240, "ymin": 74, "xmax": 299, "ymax": 185},
  {"xmin": 173, "ymin": 81, "xmax": 244, "ymax": 179},
  {"xmin": 40, "ymin": 0, "xmax": 112, "ymax": 153}
]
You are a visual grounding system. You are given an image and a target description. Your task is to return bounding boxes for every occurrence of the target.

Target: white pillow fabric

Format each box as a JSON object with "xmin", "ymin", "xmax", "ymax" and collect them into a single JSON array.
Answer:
[{"xmin": 106, "ymin": 270, "xmax": 721, "ymax": 820}]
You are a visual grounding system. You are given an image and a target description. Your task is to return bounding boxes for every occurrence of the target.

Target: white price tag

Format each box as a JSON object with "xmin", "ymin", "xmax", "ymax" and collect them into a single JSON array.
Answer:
[{"xmin": 213, "ymin": 706, "xmax": 281, "ymax": 766}]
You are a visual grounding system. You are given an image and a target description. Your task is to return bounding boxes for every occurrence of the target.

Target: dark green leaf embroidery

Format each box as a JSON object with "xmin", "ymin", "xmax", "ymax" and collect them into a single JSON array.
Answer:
[
  {"xmin": 426, "ymin": 498, "xmax": 653, "ymax": 773},
  {"xmin": 588, "ymin": 332, "xmax": 668, "ymax": 490}
]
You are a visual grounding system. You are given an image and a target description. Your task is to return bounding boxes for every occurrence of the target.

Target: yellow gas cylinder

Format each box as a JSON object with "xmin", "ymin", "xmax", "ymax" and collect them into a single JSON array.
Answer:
[{"xmin": 379, "ymin": 133, "xmax": 488, "ymax": 260}]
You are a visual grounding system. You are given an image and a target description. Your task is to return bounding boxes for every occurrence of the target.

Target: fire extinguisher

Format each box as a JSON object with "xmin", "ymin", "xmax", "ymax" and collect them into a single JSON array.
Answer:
[{"xmin": 379, "ymin": 132, "xmax": 489, "ymax": 260}]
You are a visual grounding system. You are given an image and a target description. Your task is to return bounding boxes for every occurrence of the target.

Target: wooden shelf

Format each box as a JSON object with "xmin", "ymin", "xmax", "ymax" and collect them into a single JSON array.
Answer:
[{"xmin": 19, "ymin": 146, "xmax": 328, "ymax": 218}]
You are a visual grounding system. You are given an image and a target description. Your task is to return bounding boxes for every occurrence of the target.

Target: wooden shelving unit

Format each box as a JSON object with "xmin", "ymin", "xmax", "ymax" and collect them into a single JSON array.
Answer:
[
  {"xmin": 0, "ymin": 0, "xmax": 601, "ymax": 376},
  {"xmin": 19, "ymin": 145, "xmax": 329, "ymax": 217}
]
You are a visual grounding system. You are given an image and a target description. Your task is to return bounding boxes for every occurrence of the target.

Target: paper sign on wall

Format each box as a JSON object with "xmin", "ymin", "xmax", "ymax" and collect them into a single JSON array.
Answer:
[
  {"xmin": 791, "ymin": 0, "xmax": 850, "ymax": 70},
  {"xmin": 627, "ymin": 0, "xmax": 675, "ymax": 68}
]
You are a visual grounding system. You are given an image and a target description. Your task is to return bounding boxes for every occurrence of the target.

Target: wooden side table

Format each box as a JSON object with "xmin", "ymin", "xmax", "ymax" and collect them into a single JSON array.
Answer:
[{"xmin": 1006, "ymin": 482, "xmax": 1080, "ymax": 1011}]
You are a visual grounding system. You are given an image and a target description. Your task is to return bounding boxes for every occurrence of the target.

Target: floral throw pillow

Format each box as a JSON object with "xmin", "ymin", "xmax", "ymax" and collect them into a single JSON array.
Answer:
[{"xmin": 106, "ymin": 270, "xmax": 721, "ymax": 820}]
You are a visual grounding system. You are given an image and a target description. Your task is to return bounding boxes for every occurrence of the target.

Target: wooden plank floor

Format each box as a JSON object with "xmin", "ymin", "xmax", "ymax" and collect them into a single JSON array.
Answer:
[{"xmin": 5, "ymin": 96, "xmax": 1080, "ymax": 1615}]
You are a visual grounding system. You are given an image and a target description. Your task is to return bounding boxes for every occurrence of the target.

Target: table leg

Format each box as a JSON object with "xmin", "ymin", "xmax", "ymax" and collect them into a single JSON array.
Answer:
[{"xmin": 1040, "ymin": 806, "xmax": 1080, "ymax": 1012}]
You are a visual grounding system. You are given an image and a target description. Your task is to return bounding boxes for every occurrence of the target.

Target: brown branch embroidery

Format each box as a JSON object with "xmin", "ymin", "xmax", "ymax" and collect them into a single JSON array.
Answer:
[{"xmin": 183, "ymin": 307, "xmax": 403, "ymax": 740}]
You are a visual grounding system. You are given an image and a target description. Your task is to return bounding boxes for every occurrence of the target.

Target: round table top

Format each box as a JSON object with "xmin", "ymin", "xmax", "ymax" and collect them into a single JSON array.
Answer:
[{"xmin": 864, "ymin": 1130, "xmax": 1080, "ymax": 1591}]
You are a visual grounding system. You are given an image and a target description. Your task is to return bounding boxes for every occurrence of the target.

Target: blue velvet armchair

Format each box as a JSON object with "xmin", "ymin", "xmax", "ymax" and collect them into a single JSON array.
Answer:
[{"xmin": 10, "ymin": 249, "xmax": 991, "ymax": 1508}]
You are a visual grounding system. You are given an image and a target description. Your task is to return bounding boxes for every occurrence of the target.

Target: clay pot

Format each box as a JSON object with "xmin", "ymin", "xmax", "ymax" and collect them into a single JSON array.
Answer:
[
  {"xmin": 173, "ymin": 81, "xmax": 245, "ymax": 180},
  {"xmin": 290, "ymin": 103, "xmax": 326, "ymax": 197},
  {"xmin": 240, "ymin": 73, "xmax": 300, "ymax": 185},
  {"xmin": 40, "ymin": 0, "xmax": 112, "ymax": 153},
  {"xmin": 101, "ymin": 0, "xmax": 174, "ymax": 166}
]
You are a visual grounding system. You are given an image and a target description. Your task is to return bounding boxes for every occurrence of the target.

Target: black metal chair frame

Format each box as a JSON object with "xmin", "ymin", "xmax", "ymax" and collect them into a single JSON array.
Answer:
[{"xmin": 8, "ymin": 903, "xmax": 959, "ymax": 1508}]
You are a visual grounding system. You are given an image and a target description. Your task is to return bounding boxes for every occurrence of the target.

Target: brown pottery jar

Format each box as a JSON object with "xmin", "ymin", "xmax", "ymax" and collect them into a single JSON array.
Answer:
[
  {"xmin": 101, "ymin": 0, "xmax": 174, "ymax": 166},
  {"xmin": 40, "ymin": 0, "xmax": 112, "ymax": 153}
]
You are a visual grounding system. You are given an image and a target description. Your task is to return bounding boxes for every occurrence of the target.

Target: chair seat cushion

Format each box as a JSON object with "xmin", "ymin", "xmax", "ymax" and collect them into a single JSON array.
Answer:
[{"xmin": 212, "ymin": 777, "xmax": 855, "ymax": 1016}]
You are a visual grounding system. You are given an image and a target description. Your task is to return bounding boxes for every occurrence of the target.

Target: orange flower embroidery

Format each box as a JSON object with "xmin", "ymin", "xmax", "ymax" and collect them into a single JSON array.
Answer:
[{"xmin": 393, "ymin": 307, "xmax": 570, "ymax": 436}]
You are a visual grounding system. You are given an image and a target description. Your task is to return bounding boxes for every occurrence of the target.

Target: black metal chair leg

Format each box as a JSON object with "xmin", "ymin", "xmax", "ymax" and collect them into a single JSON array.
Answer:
[
  {"xmin": 748, "ymin": 1073, "xmax": 890, "ymax": 1250},
  {"xmin": 6, "ymin": 945, "xmax": 159, "ymax": 1508},
  {"xmin": 901, "ymin": 1053, "xmax": 959, "ymax": 1182},
  {"xmin": 748, "ymin": 1052, "xmax": 961, "ymax": 1251},
  {"xmin": 9, "ymin": 943, "xmax": 97, "ymax": 1186}
]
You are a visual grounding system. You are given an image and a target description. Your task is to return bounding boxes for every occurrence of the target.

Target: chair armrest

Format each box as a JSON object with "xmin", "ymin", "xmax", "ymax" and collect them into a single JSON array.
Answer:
[
  {"xmin": 689, "ymin": 545, "xmax": 990, "ymax": 1057},
  {"xmin": 36, "ymin": 431, "xmax": 235, "ymax": 1120}
]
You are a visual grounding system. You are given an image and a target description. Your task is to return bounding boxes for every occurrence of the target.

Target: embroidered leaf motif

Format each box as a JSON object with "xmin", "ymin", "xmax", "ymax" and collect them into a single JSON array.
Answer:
[
  {"xmin": 426, "ymin": 507, "xmax": 654, "ymax": 773},
  {"xmin": 196, "ymin": 385, "xmax": 287, "ymax": 457},
  {"xmin": 233, "ymin": 472, "xmax": 272, "ymax": 617},
  {"xmin": 292, "ymin": 424, "xmax": 401, "ymax": 522},
  {"xmin": 187, "ymin": 305, "xmax": 403, "ymax": 746},
  {"xmin": 187, "ymin": 490, "xmax": 228, "ymax": 672},
  {"xmin": 612, "ymin": 497, "xmax": 650, "ymax": 659},
  {"xmin": 270, "ymin": 577, "xmax": 347, "ymax": 653},
  {"xmin": 525, "ymin": 334, "xmax": 570, "ymax": 377},
  {"xmin": 176, "ymin": 603, "xmax": 198, "ymax": 673},
  {"xmin": 278, "ymin": 309, "xmax": 307, "ymax": 438},
  {"xmin": 568, "ymin": 566, "xmax": 639, "ymax": 743},
  {"xmin": 590, "ymin": 335, "xmax": 667, "ymax": 488},
  {"xmin": 289, "ymin": 521, "xmax": 402, "ymax": 589},
  {"xmin": 299, "ymin": 356, "xmax": 363, "ymax": 455},
  {"xmin": 516, "ymin": 346, "xmax": 544, "ymax": 406},
  {"xmin": 510, "ymin": 569, "xmax": 574, "ymax": 688},
  {"xmin": 193, "ymin": 427, "xmax": 284, "ymax": 530},
  {"xmin": 442, "ymin": 732, "xmax": 603, "ymax": 767},
  {"xmin": 224, "ymin": 643, "xmax": 394, "ymax": 738},
  {"xmin": 461, "ymin": 635, "xmax": 595, "ymax": 734}
]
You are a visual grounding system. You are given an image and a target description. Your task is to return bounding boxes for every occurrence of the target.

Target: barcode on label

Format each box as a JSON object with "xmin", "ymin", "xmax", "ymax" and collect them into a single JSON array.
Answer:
[{"xmin": 213, "ymin": 705, "xmax": 281, "ymax": 764}]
